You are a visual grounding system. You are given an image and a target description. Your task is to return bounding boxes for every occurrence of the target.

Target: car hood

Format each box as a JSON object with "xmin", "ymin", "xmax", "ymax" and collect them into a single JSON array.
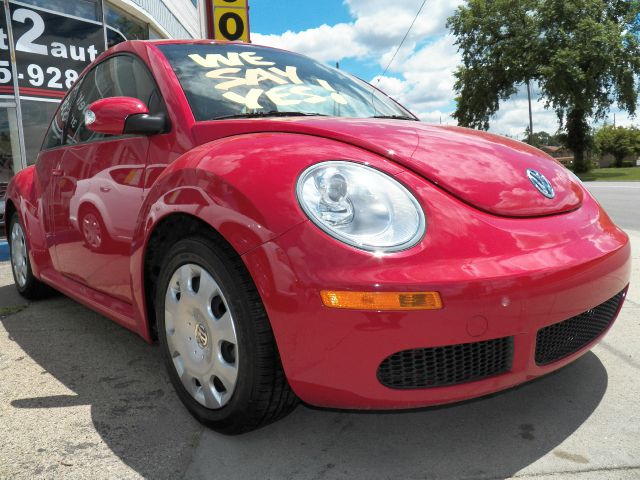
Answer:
[{"xmin": 193, "ymin": 117, "xmax": 583, "ymax": 217}]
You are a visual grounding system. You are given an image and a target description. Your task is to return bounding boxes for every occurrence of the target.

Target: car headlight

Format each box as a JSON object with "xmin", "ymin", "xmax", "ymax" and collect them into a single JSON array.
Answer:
[{"xmin": 296, "ymin": 161, "xmax": 426, "ymax": 252}]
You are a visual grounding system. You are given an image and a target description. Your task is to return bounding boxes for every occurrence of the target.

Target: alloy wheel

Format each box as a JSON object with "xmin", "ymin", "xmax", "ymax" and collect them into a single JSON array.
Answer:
[{"xmin": 82, "ymin": 212, "xmax": 102, "ymax": 249}]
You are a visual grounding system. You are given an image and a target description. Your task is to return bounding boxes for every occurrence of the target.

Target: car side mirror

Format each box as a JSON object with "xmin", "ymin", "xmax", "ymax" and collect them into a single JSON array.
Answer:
[{"xmin": 85, "ymin": 96, "xmax": 167, "ymax": 136}]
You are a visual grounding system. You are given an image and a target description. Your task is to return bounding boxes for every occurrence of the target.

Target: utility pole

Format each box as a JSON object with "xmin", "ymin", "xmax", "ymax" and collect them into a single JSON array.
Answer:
[{"xmin": 527, "ymin": 80, "xmax": 533, "ymax": 144}]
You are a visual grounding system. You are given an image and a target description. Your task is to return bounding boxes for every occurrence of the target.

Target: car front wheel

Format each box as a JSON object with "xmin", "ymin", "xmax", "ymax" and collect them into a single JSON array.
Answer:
[
  {"xmin": 9, "ymin": 212, "xmax": 48, "ymax": 299},
  {"xmin": 155, "ymin": 235, "xmax": 297, "ymax": 434}
]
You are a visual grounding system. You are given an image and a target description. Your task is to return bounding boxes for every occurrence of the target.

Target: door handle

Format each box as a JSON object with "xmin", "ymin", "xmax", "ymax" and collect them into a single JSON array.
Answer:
[{"xmin": 100, "ymin": 186, "xmax": 111, "ymax": 193}]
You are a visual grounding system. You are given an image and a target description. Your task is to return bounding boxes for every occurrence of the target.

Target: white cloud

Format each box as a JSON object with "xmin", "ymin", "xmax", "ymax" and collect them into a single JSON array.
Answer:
[
  {"xmin": 372, "ymin": 76, "xmax": 406, "ymax": 98},
  {"xmin": 490, "ymin": 88, "xmax": 640, "ymax": 139},
  {"xmin": 414, "ymin": 109, "xmax": 455, "ymax": 125},
  {"xmin": 254, "ymin": 0, "xmax": 462, "ymax": 65},
  {"xmin": 591, "ymin": 107, "xmax": 637, "ymax": 128},
  {"xmin": 347, "ymin": 0, "xmax": 464, "ymax": 44},
  {"xmin": 252, "ymin": 23, "xmax": 369, "ymax": 63},
  {"xmin": 490, "ymin": 97, "xmax": 560, "ymax": 139},
  {"xmin": 254, "ymin": 2, "xmax": 464, "ymax": 122},
  {"xmin": 395, "ymin": 36, "xmax": 461, "ymax": 109}
]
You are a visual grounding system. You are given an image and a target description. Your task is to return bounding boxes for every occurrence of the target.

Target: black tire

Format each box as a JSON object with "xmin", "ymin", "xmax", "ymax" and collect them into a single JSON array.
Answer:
[
  {"xmin": 155, "ymin": 235, "xmax": 298, "ymax": 434},
  {"xmin": 8, "ymin": 212, "xmax": 49, "ymax": 300}
]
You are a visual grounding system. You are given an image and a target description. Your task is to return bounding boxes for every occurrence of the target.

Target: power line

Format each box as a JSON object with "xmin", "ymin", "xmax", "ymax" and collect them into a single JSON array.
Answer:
[{"xmin": 375, "ymin": 0, "xmax": 428, "ymax": 86}]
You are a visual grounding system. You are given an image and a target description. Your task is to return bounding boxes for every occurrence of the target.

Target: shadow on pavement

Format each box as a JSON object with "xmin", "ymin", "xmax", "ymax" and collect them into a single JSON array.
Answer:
[
  {"xmin": 187, "ymin": 352, "xmax": 608, "ymax": 480},
  {"xmin": 1, "ymin": 284, "xmax": 609, "ymax": 479},
  {"xmin": 1, "ymin": 284, "xmax": 201, "ymax": 479}
]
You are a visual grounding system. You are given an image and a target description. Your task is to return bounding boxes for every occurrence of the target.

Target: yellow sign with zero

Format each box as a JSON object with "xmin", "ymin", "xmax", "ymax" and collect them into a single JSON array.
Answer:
[
  {"xmin": 213, "ymin": 0, "xmax": 247, "ymax": 7},
  {"xmin": 210, "ymin": 1, "xmax": 250, "ymax": 43}
]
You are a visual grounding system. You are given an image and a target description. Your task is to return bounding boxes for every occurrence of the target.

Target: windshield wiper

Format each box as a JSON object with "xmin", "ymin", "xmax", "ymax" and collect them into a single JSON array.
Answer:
[
  {"xmin": 213, "ymin": 111, "xmax": 328, "ymax": 120},
  {"xmin": 370, "ymin": 115, "xmax": 418, "ymax": 121}
]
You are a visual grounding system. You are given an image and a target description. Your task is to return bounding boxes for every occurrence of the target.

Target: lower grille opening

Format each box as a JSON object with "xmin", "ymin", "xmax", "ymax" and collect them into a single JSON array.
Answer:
[
  {"xmin": 377, "ymin": 336, "xmax": 514, "ymax": 390},
  {"xmin": 535, "ymin": 289, "xmax": 626, "ymax": 366}
]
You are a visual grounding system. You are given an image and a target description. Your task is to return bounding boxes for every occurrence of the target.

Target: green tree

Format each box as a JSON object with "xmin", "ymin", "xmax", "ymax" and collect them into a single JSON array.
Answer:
[
  {"xmin": 524, "ymin": 128, "xmax": 551, "ymax": 147},
  {"xmin": 447, "ymin": 0, "xmax": 640, "ymax": 173},
  {"xmin": 523, "ymin": 128, "xmax": 567, "ymax": 148},
  {"xmin": 594, "ymin": 125, "xmax": 640, "ymax": 167}
]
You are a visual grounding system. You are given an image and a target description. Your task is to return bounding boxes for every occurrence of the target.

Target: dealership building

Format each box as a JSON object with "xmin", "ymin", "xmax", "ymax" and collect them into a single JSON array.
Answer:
[{"xmin": 0, "ymin": 0, "xmax": 202, "ymax": 200}]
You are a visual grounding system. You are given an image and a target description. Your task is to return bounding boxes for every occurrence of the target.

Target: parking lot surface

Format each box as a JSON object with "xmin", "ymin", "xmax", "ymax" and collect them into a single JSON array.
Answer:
[
  {"xmin": 0, "ymin": 184, "xmax": 638, "ymax": 480},
  {"xmin": 583, "ymin": 182, "xmax": 640, "ymax": 231}
]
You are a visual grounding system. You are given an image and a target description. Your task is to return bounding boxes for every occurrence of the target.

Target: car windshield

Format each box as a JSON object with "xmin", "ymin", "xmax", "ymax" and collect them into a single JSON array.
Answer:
[{"xmin": 157, "ymin": 43, "xmax": 416, "ymax": 122}]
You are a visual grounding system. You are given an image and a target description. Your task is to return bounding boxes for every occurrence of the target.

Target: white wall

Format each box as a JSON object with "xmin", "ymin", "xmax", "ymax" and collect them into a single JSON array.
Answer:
[{"xmin": 108, "ymin": 0, "xmax": 201, "ymax": 39}]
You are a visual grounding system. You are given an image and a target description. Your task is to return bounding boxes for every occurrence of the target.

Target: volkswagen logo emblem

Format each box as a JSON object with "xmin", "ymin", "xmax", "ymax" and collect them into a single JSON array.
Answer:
[
  {"xmin": 195, "ymin": 323, "xmax": 209, "ymax": 349},
  {"xmin": 526, "ymin": 169, "xmax": 555, "ymax": 199}
]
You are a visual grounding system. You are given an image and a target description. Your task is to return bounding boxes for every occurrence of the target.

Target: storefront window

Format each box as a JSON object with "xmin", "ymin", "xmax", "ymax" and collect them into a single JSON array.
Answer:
[
  {"xmin": 149, "ymin": 26, "xmax": 164, "ymax": 40},
  {"xmin": 0, "ymin": 6, "xmax": 22, "ymax": 189},
  {"xmin": 106, "ymin": 4, "xmax": 150, "ymax": 47},
  {"xmin": 0, "ymin": 106, "xmax": 21, "ymax": 184},
  {"xmin": 0, "ymin": 0, "xmax": 189, "ymax": 237},
  {"xmin": 0, "ymin": 0, "xmax": 176, "ymax": 185},
  {"xmin": 20, "ymin": 100, "xmax": 59, "ymax": 165},
  {"xmin": 15, "ymin": 0, "xmax": 101, "ymax": 21}
]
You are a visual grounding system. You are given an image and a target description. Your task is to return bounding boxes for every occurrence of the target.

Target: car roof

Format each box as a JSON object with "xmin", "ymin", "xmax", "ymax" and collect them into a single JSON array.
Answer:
[
  {"xmin": 104, "ymin": 39, "xmax": 296, "ymax": 64},
  {"xmin": 117, "ymin": 39, "xmax": 285, "ymax": 52}
]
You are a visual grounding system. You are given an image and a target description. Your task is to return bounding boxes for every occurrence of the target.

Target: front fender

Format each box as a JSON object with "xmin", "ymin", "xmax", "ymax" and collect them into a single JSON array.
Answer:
[
  {"xmin": 137, "ymin": 132, "xmax": 405, "ymax": 256},
  {"xmin": 6, "ymin": 165, "xmax": 49, "ymax": 277},
  {"xmin": 131, "ymin": 132, "xmax": 405, "ymax": 335}
]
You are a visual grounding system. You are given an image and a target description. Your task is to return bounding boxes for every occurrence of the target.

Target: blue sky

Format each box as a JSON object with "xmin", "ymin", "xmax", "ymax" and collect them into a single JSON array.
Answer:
[
  {"xmin": 247, "ymin": 0, "xmax": 634, "ymax": 137},
  {"xmin": 250, "ymin": 1, "xmax": 351, "ymax": 35},
  {"xmin": 250, "ymin": 0, "xmax": 390, "ymax": 81}
]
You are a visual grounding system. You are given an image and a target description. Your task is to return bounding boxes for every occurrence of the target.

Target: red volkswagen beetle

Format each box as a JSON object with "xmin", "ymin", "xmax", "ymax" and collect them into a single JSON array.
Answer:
[{"xmin": 5, "ymin": 40, "xmax": 630, "ymax": 434}]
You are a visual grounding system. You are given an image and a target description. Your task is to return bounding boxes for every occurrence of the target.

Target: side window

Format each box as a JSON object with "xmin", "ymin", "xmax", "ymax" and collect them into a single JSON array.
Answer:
[
  {"xmin": 110, "ymin": 55, "xmax": 166, "ymax": 116},
  {"xmin": 64, "ymin": 55, "xmax": 165, "ymax": 146},
  {"xmin": 65, "ymin": 62, "xmax": 110, "ymax": 145},
  {"xmin": 41, "ymin": 85, "xmax": 79, "ymax": 150}
]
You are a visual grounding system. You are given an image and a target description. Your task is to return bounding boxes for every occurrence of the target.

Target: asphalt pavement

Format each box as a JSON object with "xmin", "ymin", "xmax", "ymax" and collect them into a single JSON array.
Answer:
[
  {"xmin": 582, "ymin": 182, "xmax": 640, "ymax": 231},
  {"xmin": 0, "ymin": 183, "xmax": 638, "ymax": 479}
]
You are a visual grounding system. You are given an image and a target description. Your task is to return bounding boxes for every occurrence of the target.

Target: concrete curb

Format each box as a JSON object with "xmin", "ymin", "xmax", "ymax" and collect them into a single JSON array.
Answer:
[{"xmin": 0, "ymin": 240, "xmax": 8, "ymax": 261}]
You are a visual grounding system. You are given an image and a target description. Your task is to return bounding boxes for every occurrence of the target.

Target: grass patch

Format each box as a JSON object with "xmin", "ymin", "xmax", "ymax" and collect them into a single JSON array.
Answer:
[
  {"xmin": 577, "ymin": 167, "xmax": 640, "ymax": 182},
  {"xmin": 0, "ymin": 304, "xmax": 27, "ymax": 318}
]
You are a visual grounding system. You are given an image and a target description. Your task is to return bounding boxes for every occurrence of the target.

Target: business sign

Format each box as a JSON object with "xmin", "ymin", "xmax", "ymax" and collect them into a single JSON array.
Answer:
[
  {"xmin": 206, "ymin": 0, "xmax": 250, "ymax": 43},
  {"xmin": 0, "ymin": 3, "xmax": 104, "ymax": 102}
]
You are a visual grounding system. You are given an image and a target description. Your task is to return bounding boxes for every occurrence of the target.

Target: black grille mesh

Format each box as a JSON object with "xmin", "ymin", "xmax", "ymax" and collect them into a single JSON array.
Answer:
[
  {"xmin": 377, "ymin": 337, "xmax": 513, "ymax": 389},
  {"xmin": 535, "ymin": 290, "xmax": 626, "ymax": 365}
]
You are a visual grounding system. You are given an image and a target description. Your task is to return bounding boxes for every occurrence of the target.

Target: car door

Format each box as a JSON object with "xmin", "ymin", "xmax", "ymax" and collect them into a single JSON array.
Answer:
[
  {"xmin": 52, "ymin": 54, "xmax": 167, "ymax": 304},
  {"xmin": 36, "ymin": 88, "xmax": 80, "ymax": 271}
]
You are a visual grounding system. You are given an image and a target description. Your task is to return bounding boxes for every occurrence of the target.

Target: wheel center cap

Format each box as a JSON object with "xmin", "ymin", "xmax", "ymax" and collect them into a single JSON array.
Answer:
[{"xmin": 195, "ymin": 322, "xmax": 209, "ymax": 349}]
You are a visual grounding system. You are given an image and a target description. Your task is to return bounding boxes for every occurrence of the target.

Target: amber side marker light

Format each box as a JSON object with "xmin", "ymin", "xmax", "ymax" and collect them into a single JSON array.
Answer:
[{"xmin": 320, "ymin": 291, "xmax": 443, "ymax": 311}]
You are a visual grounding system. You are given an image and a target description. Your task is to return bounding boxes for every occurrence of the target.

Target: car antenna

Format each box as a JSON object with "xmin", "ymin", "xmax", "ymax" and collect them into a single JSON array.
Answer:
[{"xmin": 371, "ymin": 0, "xmax": 427, "ymax": 113}]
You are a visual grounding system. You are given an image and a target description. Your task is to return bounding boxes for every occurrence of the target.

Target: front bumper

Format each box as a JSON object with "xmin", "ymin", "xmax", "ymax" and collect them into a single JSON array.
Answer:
[{"xmin": 242, "ymin": 175, "xmax": 631, "ymax": 409}]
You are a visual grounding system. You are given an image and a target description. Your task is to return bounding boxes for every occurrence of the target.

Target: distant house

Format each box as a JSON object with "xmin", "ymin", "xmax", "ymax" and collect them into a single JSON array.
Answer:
[
  {"xmin": 540, "ymin": 146, "xmax": 574, "ymax": 167},
  {"xmin": 598, "ymin": 153, "xmax": 640, "ymax": 168}
]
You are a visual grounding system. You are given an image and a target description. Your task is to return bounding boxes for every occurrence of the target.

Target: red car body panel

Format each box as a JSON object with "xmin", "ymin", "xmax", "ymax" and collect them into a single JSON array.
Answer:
[
  {"xmin": 5, "ymin": 40, "xmax": 631, "ymax": 410},
  {"xmin": 193, "ymin": 118, "xmax": 583, "ymax": 218},
  {"xmin": 87, "ymin": 97, "xmax": 150, "ymax": 135},
  {"xmin": 243, "ymin": 179, "xmax": 629, "ymax": 408}
]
